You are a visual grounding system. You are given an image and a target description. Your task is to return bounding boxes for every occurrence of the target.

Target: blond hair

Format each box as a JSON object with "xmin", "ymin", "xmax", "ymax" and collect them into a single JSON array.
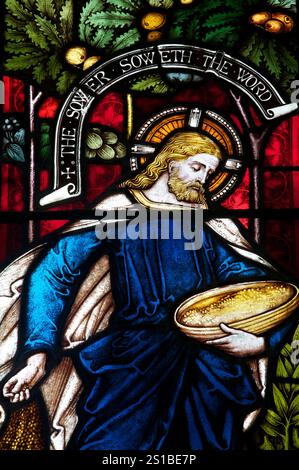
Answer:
[{"xmin": 121, "ymin": 131, "xmax": 222, "ymax": 190}]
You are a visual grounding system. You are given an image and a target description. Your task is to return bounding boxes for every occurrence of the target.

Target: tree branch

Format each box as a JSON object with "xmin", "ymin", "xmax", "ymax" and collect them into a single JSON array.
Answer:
[{"xmin": 230, "ymin": 89, "xmax": 269, "ymax": 159}]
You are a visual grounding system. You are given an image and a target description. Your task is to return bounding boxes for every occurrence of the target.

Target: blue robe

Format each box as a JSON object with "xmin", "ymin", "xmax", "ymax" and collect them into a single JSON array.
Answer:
[{"xmin": 20, "ymin": 219, "xmax": 295, "ymax": 450}]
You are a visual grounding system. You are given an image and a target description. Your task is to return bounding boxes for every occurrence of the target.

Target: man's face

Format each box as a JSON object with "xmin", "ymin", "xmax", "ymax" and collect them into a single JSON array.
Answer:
[{"xmin": 167, "ymin": 153, "xmax": 220, "ymax": 204}]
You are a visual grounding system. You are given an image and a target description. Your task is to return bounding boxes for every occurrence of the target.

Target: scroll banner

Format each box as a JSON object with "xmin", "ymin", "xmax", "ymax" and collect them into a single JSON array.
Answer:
[{"xmin": 40, "ymin": 44, "xmax": 298, "ymax": 207}]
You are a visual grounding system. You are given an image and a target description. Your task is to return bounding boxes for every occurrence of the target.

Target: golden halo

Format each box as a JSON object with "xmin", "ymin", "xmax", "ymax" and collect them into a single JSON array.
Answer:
[{"xmin": 131, "ymin": 106, "xmax": 243, "ymax": 202}]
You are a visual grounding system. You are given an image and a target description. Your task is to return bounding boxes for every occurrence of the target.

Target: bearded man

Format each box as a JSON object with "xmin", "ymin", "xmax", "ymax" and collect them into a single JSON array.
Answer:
[{"xmin": 2, "ymin": 131, "xmax": 295, "ymax": 450}]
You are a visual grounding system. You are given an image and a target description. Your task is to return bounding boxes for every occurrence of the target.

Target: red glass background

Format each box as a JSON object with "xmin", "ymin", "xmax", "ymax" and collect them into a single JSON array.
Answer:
[{"xmin": 1, "ymin": 77, "xmax": 299, "ymax": 279}]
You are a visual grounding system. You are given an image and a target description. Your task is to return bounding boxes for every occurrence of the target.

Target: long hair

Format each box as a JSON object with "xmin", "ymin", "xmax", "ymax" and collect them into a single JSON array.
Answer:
[{"xmin": 121, "ymin": 131, "xmax": 223, "ymax": 190}]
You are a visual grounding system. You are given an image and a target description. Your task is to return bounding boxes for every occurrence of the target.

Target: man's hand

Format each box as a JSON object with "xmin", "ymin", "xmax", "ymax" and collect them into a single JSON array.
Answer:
[
  {"xmin": 2, "ymin": 352, "xmax": 47, "ymax": 404},
  {"xmin": 205, "ymin": 323, "xmax": 266, "ymax": 358}
]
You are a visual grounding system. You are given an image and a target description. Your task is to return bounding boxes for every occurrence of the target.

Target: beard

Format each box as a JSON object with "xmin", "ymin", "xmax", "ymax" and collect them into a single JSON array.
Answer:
[{"xmin": 167, "ymin": 170, "xmax": 207, "ymax": 205}]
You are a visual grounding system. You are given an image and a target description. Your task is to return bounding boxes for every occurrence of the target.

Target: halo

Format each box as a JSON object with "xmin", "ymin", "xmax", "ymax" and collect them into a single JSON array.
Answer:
[{"xmin": 130, "ymin": 106, "xmax": 243, "ymax": 202}]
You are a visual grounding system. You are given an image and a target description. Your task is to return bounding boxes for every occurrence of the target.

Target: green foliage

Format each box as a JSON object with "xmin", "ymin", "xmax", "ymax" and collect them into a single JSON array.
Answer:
[
  {"xmin": 57, "ymin": 70, "xmax": 77, "ymax": 95},
  {"xmin": 5, "ymin": 0, "xmax": 75, "ymax": 95},
  {"xmin": 112, "ymin": 28, "xmax": 140, "ymax": 52},
  {"xmin": 39, "ymin": 122, "xmax": 53, "ymax": 168},
  {"xmin": 202, "ymin": 11, "xmax": 242, "ymax": 28},
  {"xmin": 106, "ymin": 0, "xmax": 142, "ymax": 11},
  {"xmin": 241, "ymin": 32, "xmax": 263, "ymax": 67},
  {"xmin": 264, "ymin": 41, "xmax": 281, "ymax": 77},
  {"xmin": 48, "ymin": 54, "xmax": 64, "ymax": 80},
  {"xmin": 267, "ymin": 0, "xmax": 296, "ymax": 10},
  {"xmin": 147, "ymin": 0, "xmax": 174, "ymax": 8},
  {"xmin": 168, "ymin": 0, "xmax": 297, "ymax": 94},
  {"xmin": 78, "ymin": 0, "xmax": 104, "ymax": 44},
  {"xmin": 91, "ymin": 29, "xmax": 114, "ymax": 49},
  {"xmin": 242, "ymin": 34, "xmax": 298, "ymax": 93},
  {"xmin": 25, "ymin": 21, "xmax": 51, "ymax": 50},
  {"xmin": 255, "ymin": 326, "xmax": 299, "ymax": 450},
  {"xmin": 203, "ymin": 26, "xmax": 240, "ymax": 48},
  {"xmin": 36, "ymin": 0, "xmax": 56, "ymax": 18},
  {"xmin": 60, "ymin": 0, "xmax": 73, "ymax": 41},
  {"xmin": 130, "ymin": 74, "xmax": 174, "ymax": 94},
  {"xmin": 169, "ymin": 1, "xmax": 254, "ymax": 46},
  {"xmin": 88, "ymin": 11, "xmax": 135, "ymax": 30},
  {"xmin": 79, "ymin": 0, "xmax": 141, "ymax": 52}
]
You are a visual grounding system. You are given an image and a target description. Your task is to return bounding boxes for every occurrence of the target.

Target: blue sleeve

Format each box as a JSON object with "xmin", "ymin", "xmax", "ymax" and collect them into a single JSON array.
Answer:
[
  {"xmin": 206, "ymin": 229, "xmax": 297, "ymax": 355},
  {"xmin": 20, "ymin": 228, "xmax": 105, "ymax": 362},
  {"xmin": 209, "ymin": 231, "xmax": 269, "ymax": 283}
]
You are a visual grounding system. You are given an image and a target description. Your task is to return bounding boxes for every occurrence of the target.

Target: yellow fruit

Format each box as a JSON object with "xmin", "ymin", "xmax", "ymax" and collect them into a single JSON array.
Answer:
[
  {"xmin": 264, "ymin": 19, "xmax": 285, "ymax": 33},
  {"xmin": 249, "ymin": 11, "xmax": 271, "ymax": 25},
  {"xmin": 147, "ymin": 30, "xmax": 163, "ymax": 42},
  {"xmin": 83, "ymin": 56, "xmax": 101, "ymax": 71},
  {"xmin": 180, "ymin": 0, "xmax": 194, "ymax": 4},
  {"xmin": 271, "ymin": 12, "xmax": 294, "ymax": 32},
  {"xmin": 65, "ymin": 46, "xmax": 87, "ymax": 65},
  {"xmin": 141, "ymin": 12, "xmax": 166, "ymax": 31}
]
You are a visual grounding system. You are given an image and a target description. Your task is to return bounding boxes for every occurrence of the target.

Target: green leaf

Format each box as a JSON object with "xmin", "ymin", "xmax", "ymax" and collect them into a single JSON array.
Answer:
[
  {"xmin": 79, "ymin": 0, "xmax": 104, "ymax": 42},
  {"xmin": 186, "ymin": 17, "xmax": 201, "ymax": 42},
  {"xmin": 5, "ymin": 52, "xmax": 45, "ymax": 71},
  {"xmin": 264, "ymin": 41, "xmax": 281, "ymax": 79},
  {"xmin": 280, "ymin": 343, "xmax": 292, "ymax": 358},
  {"xmin": 261, "ymin": 421, "xmax": 282, "ymax": 438},
  {"xmin": 25, "ymin": 21, "xmax": 50, "ymax": 51},
  {"xmin": 292, "ymin": 426, "xmax": 299, "ymax": 449},
  {"xmin": 5, "ymin": 13, "xmax": 24, "ymax": 30},
  {"xmin": 111, "ymin": 28, "xmax": 140, "ymax": 52},
  {"xmin": 21, "ymin": 0, "xmax": 37, "ymax": 8},
  {"xmin": 169, "ymin": 24, "xmax": 184, "ymax": 40},
  {"xmin": 57, "ymin": 70, "xmax": 77, "ymax": 94},
  {"xmin": 203, "ymin": 11, "xmax": 242, "ymax": 28},
  {"xmin": 88, "ymin": 11, "xmax": 135, "ymax": 29},
  {"xmin": 89, "ymin": 28, "xmax": 114, "ymax": 48},
  {"xmin": 59, "ymin": 0, "xmax": 73, "ymax": 41},
  {"xmin": 39, "ymin": 123, "xmax": 52, "ymax": 167},
  {"xmin": 48, "ymin": 54, "xmax": 63, "ymax": 80},
  {"xmin": 265, "ymin": 409, "xmax": 284, "ymax": 428},
  {"xmin": 14, "ymin": 129, "xmax": 25, "ymax": 146},
  {"xmin": 291, "ymin": 413, "xmax": 299, "ymax": 426},
  {"xmin": 171, "ymin": 9, "xmax": 193, "ymax": 27},
  {"xmin": 5, "ymin": 41, "xmax": 38, "ymax": 54},
  {"xmin": 131, "ymin": 74, "xmax": 172, "ymax": 94},
  {"xmin": 276, "ymin": 356, "xmax": 293, "ymax": 378},
  {"xmin": 6, "ymin": 0, "xmax": 31, "ymax": 21},
  {"xmin": 241, "ymin": 33, "xmax": 263, "ymax": 68},
  {"xmin": 147, "ymin": 0, "xmax": 174, "ymax": 8},
  {"xmin": 6, "ymin": 143, "xmax": 25, "ymax": 162},
  {"xmin": 33, "ymin": 63, "xmax": 47, "ymax": 84},
  {"xmin": 293, "ymin": 363, "xmax": 299, "ymax": 380},
  {"xmin": 293, "ymin": 325, "xmax": 299, "ymax": 342},
  {"xmin": 289, "ymin": 393, "xmax": 299, "ymax": 416},
  {"xmin": 36, "ymin": 0, "xmax": 56, "ymax": 19},
  {"xmin": 35, "ymin": 15, "xmax": 64, "ymax": 47},
  {"xmin": 273, "ymin": 383, "xmax": 288, "ymax": 418},
  {"xmin": 279, "ymin": 45, "xmax": 298, "ymax": 75},
  {"xmin": 203, "ymin": 25, "xmax": 239, "ymax": 47},
  {"xmin": 268, "ymin": 0, "xmax": 296, "ymax": 9},
  {"xmin": 201, "ymin": 0, "xmax": 222, "ymax": 12},
  {"xmin": 106, "ymin": 0, "xmax": 142, "ymax": 12},
  {"xmin": 259, "ymin": 434, "xmax": 276, "ymax": 450},
  {"xmin": 5, "ymin": 28, "xmax": 28, "ymax": 43}
]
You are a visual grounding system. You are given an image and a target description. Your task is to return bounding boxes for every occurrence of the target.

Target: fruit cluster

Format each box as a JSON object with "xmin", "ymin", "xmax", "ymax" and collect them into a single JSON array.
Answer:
[
  {"xmin": 86, "ymin": 127, "xmax": 126, "ymax": 161},
  {"xmin": 249, "ymin": 11, "xmax": 294, "ymax": 33}
]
